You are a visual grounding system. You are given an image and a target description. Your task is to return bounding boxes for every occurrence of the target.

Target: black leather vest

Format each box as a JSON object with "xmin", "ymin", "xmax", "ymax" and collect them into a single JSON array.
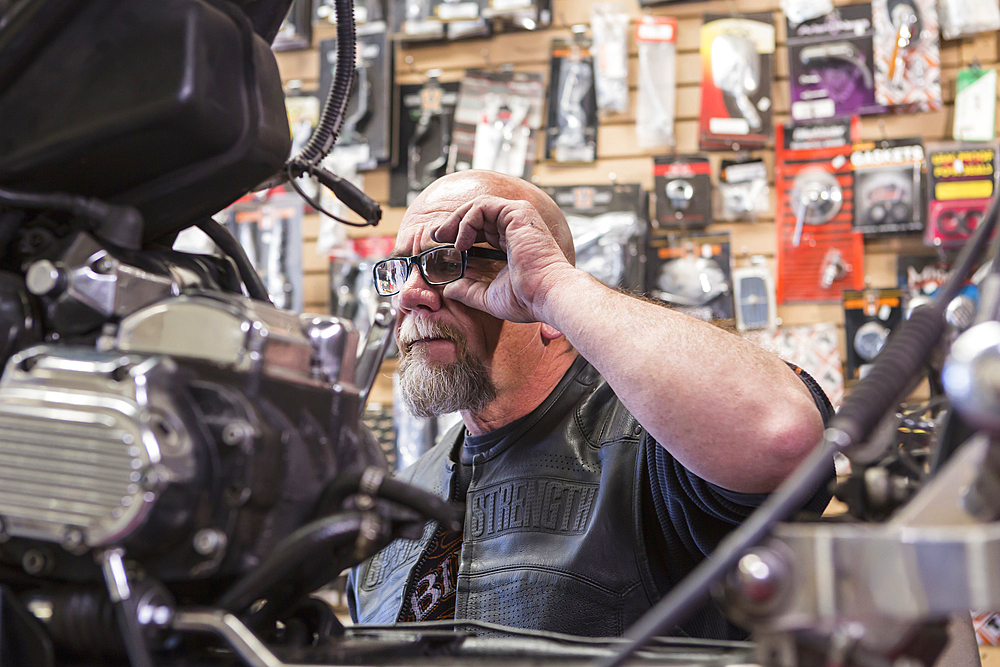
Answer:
[{"xmin": 348, "ymin": 356, "xmax": 668, "ymax": 637}]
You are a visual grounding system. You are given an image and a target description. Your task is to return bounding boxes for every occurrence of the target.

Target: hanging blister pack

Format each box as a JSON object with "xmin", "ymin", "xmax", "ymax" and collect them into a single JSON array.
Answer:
[
  {"xmin": 781, "ymin": 0, "xmax": 834, "ymax": 25},
  {"xmin": 787, "ymin": 5, "xmax": 886, "ymax": 121},
  {"xmin": 541, "ymin": 184, "xmax": 647, "ymax": 290},
  {"xmin": 872, "ymin": 0, "xmax": 941, "ymax": 113},
  {"xmin": 451, "ymin": 69, "xmax": 545, "ymax": 179},
  {"xmin": 390, "ymin": 0, "xmax": 445, "ymax": 41},
  {"xmin": 653, "ymin": 155, "xmax": 713, "ymax": 230},
  {"xmin": 390, "ymin": 76, "xmax": 460, "ymax": 207},
  {"xmin": 635, "ymin": 15, "xmax": 677, "ymax": 150},
  {"xmin": 591, "ymin": 3, "xmax": 629, "ymax": 114},
  {"xmin": 546, "ymin": 31, "xmax": 598, "ymax": 163},
  {"xmin": 954, "ymin": 66, "xmax": 998, "ymax": 142},
  {"xmin": 645, "ymin": 230, "xmax": 734, "ymax": 323},
  {"xmin": 938, "ymin": 0, "xmax": 1000, "ymax": 39},
  {"xmin": 850, "ymin": 137, "xmax": 924, "ymax": 235},
  {"xmin": 700, "ymin": 13, "xmax": 775, "ymax": 151},
  {"xmin": 718, "ymin": 157, "xmax": 769, "ymax": 221},
  {"xmin": 842, "ymin": 288, "xmax": 903, "ymax": 381},
  {"xmin": 732, "ymin": 256, "xmax": 777, "ymax": 331},
  {"xmin": 924, "ymin": 141, "xmax": 1000, "ymax": 248}
]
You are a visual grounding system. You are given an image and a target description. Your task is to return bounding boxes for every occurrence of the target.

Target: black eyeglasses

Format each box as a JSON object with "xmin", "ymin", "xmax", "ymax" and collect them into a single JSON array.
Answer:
[{"xmin": 372, "ymin": 245, "xmax": 507, "ymax": 296}]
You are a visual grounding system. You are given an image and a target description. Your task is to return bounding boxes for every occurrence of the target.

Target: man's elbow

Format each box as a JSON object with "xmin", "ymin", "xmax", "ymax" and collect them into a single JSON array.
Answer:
[{"xmin": 759, "ymin": 401, "xmax": 827, "ymax": 490}]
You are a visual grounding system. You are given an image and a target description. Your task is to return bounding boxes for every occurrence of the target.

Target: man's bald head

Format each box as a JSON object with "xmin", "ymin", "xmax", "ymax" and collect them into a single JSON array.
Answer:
[{"xmin": 408, "ymin": 170, "xmax": 575, "ymax": 265}]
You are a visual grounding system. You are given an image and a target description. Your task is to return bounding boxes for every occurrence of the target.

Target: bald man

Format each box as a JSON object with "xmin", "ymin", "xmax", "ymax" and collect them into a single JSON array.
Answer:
[{"xmin": 347, "ymin": 170, "xmax": 833, "ymax": 639}]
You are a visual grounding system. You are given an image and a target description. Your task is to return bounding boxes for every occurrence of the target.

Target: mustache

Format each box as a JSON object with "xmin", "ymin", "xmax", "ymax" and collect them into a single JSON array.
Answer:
[{"xmin": 397, "ymin": 319, "xmax": 467, "ymax": 356}]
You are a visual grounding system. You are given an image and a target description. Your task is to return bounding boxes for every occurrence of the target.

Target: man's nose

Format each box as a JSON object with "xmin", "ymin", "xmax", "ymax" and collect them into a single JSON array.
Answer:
[{"xmin": 395, "ymin": 264, "xmax": 443, "ymax": 312}]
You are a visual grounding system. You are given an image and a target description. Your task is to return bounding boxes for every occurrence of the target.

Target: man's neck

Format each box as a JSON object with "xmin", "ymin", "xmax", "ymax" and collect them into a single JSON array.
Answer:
[{"xmin": 461, "ymin": 348, "xmax": 578, "ymax": 436}]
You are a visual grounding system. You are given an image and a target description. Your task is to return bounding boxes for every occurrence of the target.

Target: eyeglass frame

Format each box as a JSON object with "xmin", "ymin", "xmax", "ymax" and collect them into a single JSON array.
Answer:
[{"xmin": 371, "ymin": 244, "xmax": 508, "ymax": 296}]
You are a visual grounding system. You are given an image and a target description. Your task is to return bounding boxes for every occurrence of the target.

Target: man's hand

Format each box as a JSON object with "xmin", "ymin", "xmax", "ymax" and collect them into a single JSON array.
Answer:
[{"xmin": 431, "ymin": 195, "xmax": 579, "ymax": 324}]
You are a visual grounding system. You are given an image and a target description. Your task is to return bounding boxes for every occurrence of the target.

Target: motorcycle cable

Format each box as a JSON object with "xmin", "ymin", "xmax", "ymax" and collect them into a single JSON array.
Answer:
[
  {"xmin": 597, "ymin": 192, "xmax": 1000, "ymax": 667},
  {"xmin": 195, "ymin": 217, "xmax": 272, "ymax": 303}
]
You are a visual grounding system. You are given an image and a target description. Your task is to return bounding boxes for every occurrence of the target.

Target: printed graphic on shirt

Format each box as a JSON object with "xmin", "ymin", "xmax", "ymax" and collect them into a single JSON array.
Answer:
[
  {"xmin": 468, "ymin": 477, "xmax": 599, "ymax": 540},
  {"xmin": 359, "ymin": 523, "xmax": 433, "ymax": 590},
  {"xmin": 397, "ymin": 529, "xmax": 462, "ymax": 622}
]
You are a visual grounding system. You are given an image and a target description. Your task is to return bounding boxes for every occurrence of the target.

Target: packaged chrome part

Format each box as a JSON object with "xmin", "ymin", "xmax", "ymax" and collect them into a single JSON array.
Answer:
[
  {"xmin": 787, "ymin": 4, "xmax": 886, "ymax": 121},
  {"xmin": 635, "ymin": 15, "xmax": 677, "ymax": 149},
  {"xmin": 850, "ymin": 137, "xmax": 924, "ymax": 236},
  {"xmin": 545, "ymin": 32, "xmax": 598, "ymax": 163},
  {"xmin": 700, "ymin": 13, "xmax": 774, "ymax": 150},
  {"xmin": 645, "ymin": 230, "xmax": 734, "ymax": 323},
  {"xmin": 542, "ymin": 183, "xmax": 647, "ymax": 290},
  {"xmin": 938, "ymin": 0, "xmax": 1000, "ymax": 39},
  {"xmin": 781, "ymin": 0, "xmax": 834, "ymax": 25},
  {"xmin": 872, "ymin": 0, "xmax": 941, "ymax": 112},
  {"xmin": 391, "ymin": 77, "xmax": 460, "ymax": 206},
  {"xmin": 591, "ymin": 3, "xmax": 630, "ymax": 114},
  {"xmin": 843, "ymin": 288, "xmax": 903, "ymax": 380},
  {"xmin": 718, "ymin": 158, "xmax": 769, "ymax": 221},
  {"xmin": 654, "ymin": 155, "xmax": 712, "ymax": 230},
  {"xmin": 924, "ymin": 141, "xmax": 1000, "ymax": 249}
]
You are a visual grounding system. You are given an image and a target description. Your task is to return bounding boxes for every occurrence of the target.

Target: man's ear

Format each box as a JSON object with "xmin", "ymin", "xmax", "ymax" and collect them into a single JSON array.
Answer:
[{"xmin": 540, "ymin": 323, "xmax": 563, "ymax": 341}]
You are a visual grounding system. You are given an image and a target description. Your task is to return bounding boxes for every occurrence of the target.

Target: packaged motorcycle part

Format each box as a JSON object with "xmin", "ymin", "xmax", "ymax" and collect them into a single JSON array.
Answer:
[
  {"xmin": 787, "ymin": 4, "xmax": 886, "ymax": 121},
  {"xmin": 781, "ymin": 0, "xmax": 834, "ymax": 25},
  {"xmin": 743, "ymin": 322, "xmax": 845, "ymax": 407},
  {"xmin": 318, "ymin": 21, "xmax": 392, "ymax": 169},
  {"xmin": 390, "ymin": 0, "xmax": 445, "ymax": 41},
  {"xmin": 645, "ymin": 230, "xmax": 734, "ymax": 322},
  {"xmin": 450, "ymin": 68, "xmax": 546, "ymax": 179},
  {"xmin": 700, "ymin": 13, "xmax": 775, "ymax": 151},
  {"xmin": 924, "ymin": 141, "xmax": 1000, "ymax": 248},
  {"xmin": 843, "ymin": 288, "xmax": 903, "ymax": 380},
  {"xmin": 545, "ymin": 32, "xmax": 598, "ymax": 163},
  {"xmin": 938, "ymin": 0, "xmax": 1000, "ymax": 39},
  {"xmin": 480, "ymin": 0, "xmax": 552, "ymax": 27},
  {"xmin": 775, "ymin": 118, "xmax": 865, "ymax": 303},
  {"xmin": 872, "ymin": 0, "xmax": 942, "ymax": 113},
  {"xmin": 732, "ymin": 256, "xmax": 777, "ymax": 331},
  {"xmin": 954, "ymin": 66, "xmax": 998, "ymax": 142},
  {"xmin": 272, "ymin": 0, "xmax": 312, "ymax": 50},
  {"xmin": 446, "ymin": 17, "xmax": 492, "ymax": 39},
  {"xmin": 635, "ymin": 15, "xmax": 677, "ymax": 149},
  {"xmin": 226, "ymin": 193, "xmax": 304, "ymax": 312},
  {"xmin": 850, "ymin": 137, "xmax": 924, "ymax": 235},
  {"xmin": 591, "ymin": 3, "xmax": 630, "ymax": 114},
  {"xmin": 329, "ymin": 236, "xmax": 395, "ymax": 341},
  {"xmin": 541, "ymin": 184, "xmax": 647, "ymax": 291},
  {"xmin": 718, "ymin": 158, "xmax": 769, "ymax": 221},
  {"xmin": 391, "ymin": 79, "xmax": 460, "ymax": 207},
  {"xmin": 653, "ymin": 155, "xmax": 712, "ymax": 230}
]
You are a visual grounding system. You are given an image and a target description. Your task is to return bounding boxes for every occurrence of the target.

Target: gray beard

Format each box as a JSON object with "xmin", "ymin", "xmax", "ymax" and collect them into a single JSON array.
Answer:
[{"xmin": 397, "ymin": 331, "xmax": 497, "ymax": 419}]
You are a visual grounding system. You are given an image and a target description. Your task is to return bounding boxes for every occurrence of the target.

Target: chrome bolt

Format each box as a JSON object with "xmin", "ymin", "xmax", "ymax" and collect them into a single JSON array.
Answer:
[
  {"xmin": 221, "ymin": 421, "xmax": 253, "ymax": 446},
  {"xmin": 62, "ymin": 528, "xmax": 86, "ymax": 554},
  {"xmin": 193, "ymin": 529, "xmax": 227, "ymax": 557},
  {"xmin": 25, "ymin": 260, "xmax": 64, "ymax": 296},
  {"xmin": 22, "ymin": 549, "xmax": 50, "ymax": 575}
]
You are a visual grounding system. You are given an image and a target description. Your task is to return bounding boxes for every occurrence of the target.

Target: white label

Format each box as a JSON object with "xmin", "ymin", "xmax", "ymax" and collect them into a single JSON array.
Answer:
[
  {"xmin": 636, "ymin": 19, "xmax": 676, "ymax": 43},
  {"xmin": 954, "ymin": 69, "xmax": 997, "ymax": 141},
  {"xmin": 791, "ymin": 98, "xmax": 836, "ymax": 120},
  {"xmin": 724, "ymin": 162, "xmax": 768, "ymax": 183},
  {"xmin": 709, "ymin": 117, "xmax": 751, "ymax": 135},
  {"xmin": 436, "ymin": 2, "xmax": 479, "ymax": 20},
  {"xmin": 492, "ymin": 0, "xmax": 531, "ymax": 10},
  {"xmin": 404, "ymin": 19, "xmax": 444, "ymax": 36}
]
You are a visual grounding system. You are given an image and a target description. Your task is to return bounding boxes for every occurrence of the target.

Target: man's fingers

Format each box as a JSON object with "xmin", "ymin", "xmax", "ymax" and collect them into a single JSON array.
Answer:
[{"xmin": 433, "ymin": 196, "xmax": 511, "ymax": 252}]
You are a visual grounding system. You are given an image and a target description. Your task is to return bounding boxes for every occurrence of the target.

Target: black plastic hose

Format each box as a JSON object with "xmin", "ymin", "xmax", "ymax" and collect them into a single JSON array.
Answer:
[{"xmin": 194, "ymin": 217, "xmax": 271, "ymax": 303}]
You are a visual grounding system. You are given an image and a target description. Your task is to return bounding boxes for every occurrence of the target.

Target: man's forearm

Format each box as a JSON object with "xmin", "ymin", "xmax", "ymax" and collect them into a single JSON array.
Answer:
[{"xmin": 539, "ymin": 268, "xmax": 826, "ymax": 494}]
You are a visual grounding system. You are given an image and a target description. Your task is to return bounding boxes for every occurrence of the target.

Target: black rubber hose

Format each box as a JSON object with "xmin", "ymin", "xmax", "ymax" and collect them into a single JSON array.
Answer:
[
  {"xmin": 294, "ymin": 0, "xmax": 355, "ymax": 165},
  {"xmin": 597, "ymin": 195, "xmax": 1000, "ymax": 667},
  {"xmin": 216, "ymin": 513, "xmax": 365, "ymax": 615},
  {"xmin": 313, "ymin": 469, "xmax": 464, "ymax": 531},
  {"xmin": 194, "ymin": 217, "xmax": 271, "ymax": 304},
  {"xmin": 0, "ymin": 186, "xmax": 143, "ymax": 248}
]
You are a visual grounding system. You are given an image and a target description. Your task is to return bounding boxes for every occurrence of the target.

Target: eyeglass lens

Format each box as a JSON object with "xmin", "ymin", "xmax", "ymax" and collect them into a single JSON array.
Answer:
[{"xmin": 374, "ymin": 246, "xmax": 467, "ymax": 295}]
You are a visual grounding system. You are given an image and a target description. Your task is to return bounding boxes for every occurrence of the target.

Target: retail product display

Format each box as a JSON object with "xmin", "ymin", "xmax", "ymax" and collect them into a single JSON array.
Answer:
[
  {"xmin": 699, "ymin": 13, "xmax": 774, "ymax": 150},
  {"xmin": 590, "ymin": 3, "xmax": 630, "ymax": 114},
  {"xmin": 318, "ymin": 21, "xmax": 392, "ymax": 169},
  {"xmin": 635, "ymin": 15, "xmax": 678, "ymax": 149},
  {"xmin": 925, "ymin": 141, "xmax": 1000, "ymax": 248},
  {"xmin": 449, "ymin": 68, "xmax": 546, "ymax": 179},
  {"xmin": 542, "ymin": 183, "xmax": 647, "ymax": 290},
  {"xmin": 953, "ymin": 65, "xmax": 998, "ymax": 142},
  {"xmin": 850, "ymin": 137, "xmax": 924, "ymax": 235},
  {"xmin": 653, "ymin": 155, "xmax": 713, "ymax": 229},
  {"xmin": 872, "ymin": 0, "xmax": 942, "ymax": 112},
  {"xmin": 545, "ymin": 31, "xmax": 598, "ymax": 163},
  {"xmin": 775, "ymin": 118, "xmax": 865, "ymax": 302},
  {"xmin": 646, "ymin": 230, "xmax": 734, "ymax": 321},
  {"xmin": 842, "ymin": 288, "xmax": 903, "ymax": 380},
  {"xmin": 732, "ymin": 256, "xmax": 777, "ymax": 331},
  {"xmin": 316, "ymin": 0, "xmax": 385, "ymax": 24},
  {"xmin": 717, "ymin": 157, "xmax": 769, "ymax": 221},
  {"xmin": 391, "ymin": 76, "xmax": 460, "ymax": 207},
  {"xmin": 271, "ymin": 0, "xmax": 312, "ymax": 50},
  {"xmin": 786, "ymin": 4, "xmax": 885, "ymax": 121},
  {"xmin": 937, "ymin": 0, "xmax": 1000, "ymax": 40}
]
